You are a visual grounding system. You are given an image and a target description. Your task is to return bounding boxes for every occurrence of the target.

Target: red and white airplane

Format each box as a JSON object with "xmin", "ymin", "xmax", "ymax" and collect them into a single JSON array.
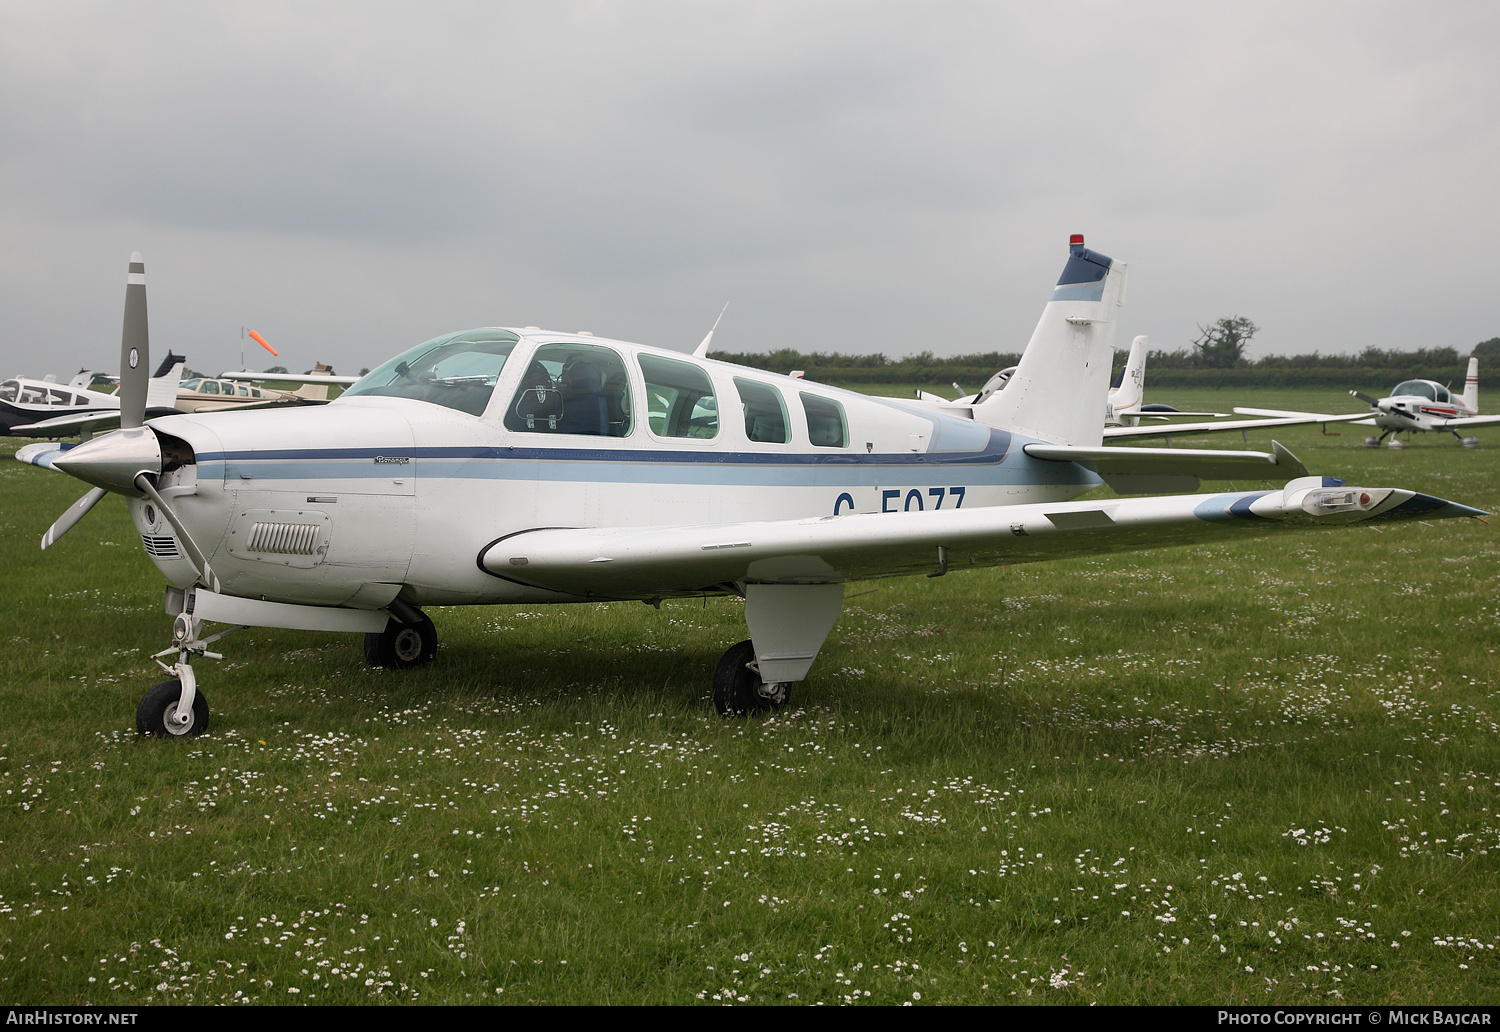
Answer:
[{"xmin": 1236, "ymin": 357, "xmax": 1499, "ymax": 448}]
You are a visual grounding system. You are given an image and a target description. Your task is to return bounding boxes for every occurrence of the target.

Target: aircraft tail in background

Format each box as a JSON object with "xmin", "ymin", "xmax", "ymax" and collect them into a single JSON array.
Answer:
[
  {"xmin": 146, "ymin": 351, "xmax": 187, "ymax": 409},
  {"xmin": 972, "ymin": 235, "xmax": 1126, "ymax": 447},
  {"xmin": 1108, "ymin": 334, "xmax": 1149, "ymax": 417},
  {"xmin": 1463, "ymin": 356, "xmax": 1479, "ymax": 413}
]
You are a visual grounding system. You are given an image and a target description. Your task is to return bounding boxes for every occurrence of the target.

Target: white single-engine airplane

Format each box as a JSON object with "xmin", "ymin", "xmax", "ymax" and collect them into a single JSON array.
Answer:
[
  {"xmin": 2, "ymin": 353, "xmax": 185, "ymax": 438},
  {"xmin": 18, "ymin": 241, "xmax": 1486, "ymax": 737},
  {"xmin": 1235, "ymin": 358, "xmax": 1499, "ymax": 448}
]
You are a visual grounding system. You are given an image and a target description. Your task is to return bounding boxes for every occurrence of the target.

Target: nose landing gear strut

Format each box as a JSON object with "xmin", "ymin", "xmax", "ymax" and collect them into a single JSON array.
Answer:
[{"xmin": 140, "ymin": 612, "xmax": 241, "ymax": 737}]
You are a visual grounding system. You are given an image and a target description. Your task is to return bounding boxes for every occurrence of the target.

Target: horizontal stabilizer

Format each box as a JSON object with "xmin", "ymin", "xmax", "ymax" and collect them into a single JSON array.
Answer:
[
  {"xmin": 1023, "ymin": 440, "xmax": 1307, "ymax": 493},
  {"xmin": 477, "ymin": 482, "xmax": 1484, "ymax": 600}
]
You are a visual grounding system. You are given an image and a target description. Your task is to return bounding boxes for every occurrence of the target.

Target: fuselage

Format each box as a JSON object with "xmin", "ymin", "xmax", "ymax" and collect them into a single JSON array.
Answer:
[
  {"xmin": 0, "ymin": 377, "xmax": 122, "ymax": 434},
  {"xmin": 1372, "ymin": 378, "xmax": 1477, "ymax": 431},
  {"xmin": 130, "ymin": 329, "xmax": 1101, "ymax": 609}
]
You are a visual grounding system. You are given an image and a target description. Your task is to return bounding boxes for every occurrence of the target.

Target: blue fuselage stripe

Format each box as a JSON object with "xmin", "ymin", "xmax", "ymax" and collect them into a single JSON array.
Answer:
[{"xmin": 194, "ymin": 430, "xmax": 1101, "ymax": 490}]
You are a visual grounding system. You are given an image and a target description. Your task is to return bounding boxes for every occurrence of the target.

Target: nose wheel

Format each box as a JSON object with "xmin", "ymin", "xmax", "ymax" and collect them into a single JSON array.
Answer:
[
  {"xmin": 137, "ymin": 678, "xmax": 209, "ymax": 737},
  {"xmin": 364, "ymin": 609, "xmax": 438, "ymax": 669},
  {"xmin": 140, "ymin": 611, "xmax": 233, "ymax": 739},
  {"xmin": 713, "ymin": 639, "xmax": 792, "ymax": 716}
]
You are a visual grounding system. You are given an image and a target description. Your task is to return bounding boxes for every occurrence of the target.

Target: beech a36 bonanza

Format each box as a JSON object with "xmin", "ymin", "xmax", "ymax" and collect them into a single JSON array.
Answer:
[{"xmin": 19, "ymin": 242, "xmax": 1486, "ymax": 737}]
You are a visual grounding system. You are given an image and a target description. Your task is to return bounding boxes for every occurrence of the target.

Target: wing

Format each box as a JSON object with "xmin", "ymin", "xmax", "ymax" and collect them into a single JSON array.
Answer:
[
  {"xmin": 220, "ymin": 372, "xmax": 361, "ymax": 386},
  {"xmin": 1434, "ymin": 414, "xmax": 1500, "ymax": 430},
  {"xmin": 479, "ymin": 479, "xmax": 1485, "ymax": 600},
  {"xmin": 1023, "ymin": 440, "xmax": 1306, "ymax": 493},
  {"xmin": 15, "ymin": 441, "xmax": 76, "ymax": 470},
  {"xmin": 9, "ymin": 406, "xmax": 182, "ymax": 438},
  {"xmin": 1104, "ymin": 411, "xmax": 1371, "ymax": 440}
]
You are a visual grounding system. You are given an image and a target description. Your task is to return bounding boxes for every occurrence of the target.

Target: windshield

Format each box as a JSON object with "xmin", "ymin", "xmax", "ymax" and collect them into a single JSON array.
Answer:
[
  {"xmin": 1392, "ymin": 380, "xmax": 1437, "ymax": 401},
  {"xmin": 343, "ymin": 329, "xmax": 521, "ymax": 417}
]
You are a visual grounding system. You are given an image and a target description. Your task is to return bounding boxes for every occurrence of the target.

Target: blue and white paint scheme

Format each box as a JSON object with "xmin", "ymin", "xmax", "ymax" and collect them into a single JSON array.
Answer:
[{"xmin": 20, "ymin": 240, "xmax": 1487, "ymax": 732}]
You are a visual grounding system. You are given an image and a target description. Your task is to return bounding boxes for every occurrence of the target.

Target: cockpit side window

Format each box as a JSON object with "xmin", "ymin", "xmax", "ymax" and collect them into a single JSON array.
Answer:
[
  {"xmin": 640, "ymin": 355, "xmax": 719, "ymax": 439},
  {"xmin": 503, "ymin": 342, "xmax": 634, "ymax": 437},
  {"xmin": 180, "ymin": 378, "xmax": 200, "ymax": 392},
  {"xmin": 344, "ymin": 330, "xmax": 521, "ymax": 417},
  {"xmin": 0, "ymin": 381, "xmax": 16, "ymax": 402},
  {"xmin": 202, "ymin": 380, "xmax": 220, "ymax": 395},
  {"xmin": 733, "ymin": 378, "xmax": 789, "ymax": 444},
  {"xmin": 800, "ymin": 393, "xmax": 848, "ymax": 448}
]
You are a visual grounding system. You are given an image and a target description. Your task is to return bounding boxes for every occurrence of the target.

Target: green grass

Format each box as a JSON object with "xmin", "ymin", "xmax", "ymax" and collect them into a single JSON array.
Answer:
[{"xmin": 1, "ymin": 400, "xmax": 1497, "ymax": 1005}]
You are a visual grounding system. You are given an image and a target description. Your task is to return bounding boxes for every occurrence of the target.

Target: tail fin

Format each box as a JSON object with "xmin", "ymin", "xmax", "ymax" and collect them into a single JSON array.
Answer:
[
  {"xmin": 292, "ymin": 382, "xmax": 330, "ymax": 402},
  {"xmin": 145, "ymin": 351, "xmax": 185, "ymax": 409},
  {"xmin": 1463, "ymin": 355, "xmax": 1479, "ymax": 414},
  {"xmin": 1107, "ymin": 334, "xmax": 1149, "ymax": 417},
  {"xmin": 973, "ymin": 235, "xmax": 1126, "ymax": 446}
]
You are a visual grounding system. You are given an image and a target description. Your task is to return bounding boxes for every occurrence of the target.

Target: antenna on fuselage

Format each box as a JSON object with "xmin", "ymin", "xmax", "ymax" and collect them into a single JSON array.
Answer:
[{"xmin": 692, "ymin": 302, "xmax": 730, "ymax": 359}]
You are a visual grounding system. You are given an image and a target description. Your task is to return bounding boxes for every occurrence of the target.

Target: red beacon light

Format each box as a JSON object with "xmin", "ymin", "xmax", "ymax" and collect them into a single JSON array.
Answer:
[{"xmin": 1070, "ymin": 234, "xmax": 1085, "ymax": 246}]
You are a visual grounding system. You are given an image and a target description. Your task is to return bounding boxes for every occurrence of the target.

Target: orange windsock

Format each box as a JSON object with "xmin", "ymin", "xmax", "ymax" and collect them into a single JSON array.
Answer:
[{"xmin": 248, "ymin": 330, "xmax": 278, "ymax": 357}]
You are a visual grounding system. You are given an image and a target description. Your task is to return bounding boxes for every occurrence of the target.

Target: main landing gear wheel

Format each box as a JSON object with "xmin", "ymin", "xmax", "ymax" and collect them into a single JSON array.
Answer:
[
  {"xmin": 364, "ymin": 610, "xmax": 438, "ymax": 669},
  {"xmin": 713, "ymin": 639, "xmax": 791, "ymax": 717},
  {"xmin": 136, "ymin": 679, "xmax": 209, "ymax": 738}
]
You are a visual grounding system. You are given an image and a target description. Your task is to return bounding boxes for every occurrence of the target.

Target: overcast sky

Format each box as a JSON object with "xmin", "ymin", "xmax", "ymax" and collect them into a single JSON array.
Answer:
[{"xmin": 3, "ymin": 2, "xmax": 1499, "ymax": 378}]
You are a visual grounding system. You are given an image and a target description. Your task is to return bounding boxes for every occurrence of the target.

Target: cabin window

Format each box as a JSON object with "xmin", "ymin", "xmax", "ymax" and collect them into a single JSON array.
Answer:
[
  {"xmin": 1434, "ymin": 386, "xmax": 1450, "ymax": 403},
  {"xmin": 800, "ymin": 393, "xmax": 848, "ymax": 448},
  {"xmin": 345, "ymin": 329, "xmax": 521, "ymax": 417},
  {"xmin": 638, "ymin": 355, "xmax": 718, "ymax": 439},
  {"xmin": 733, "ymin": 378, "xmax": 789, "ymax": 444},
  {"xmin": 49, "ymin": 388, "xmax": 72, "ymax": 406},
  {"xmin": 504, "ymin": 342, "xmax": 633, "ymax": 437},
  {"xmin": 0, "ymin": 381, "xmax": 17, "ymax": 402},
  {"xmin": 201, "ymin": 380, "xmax": 220, "ymax": 395},
  {"xmin": 251, "ymin": 388, "xmax": 262, "ymax": 398},
  {"xmin": 237, "ymin": 384, "xmax": 250, "ymax": 397}
]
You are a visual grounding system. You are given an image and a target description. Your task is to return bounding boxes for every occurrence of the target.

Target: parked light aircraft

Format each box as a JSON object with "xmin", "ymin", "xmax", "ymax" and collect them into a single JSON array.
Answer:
[
  {"xmin": 914, "ymin": 332, "xmax": 1371, "ymax": 445},
  {"xmin": 1235, "ymin": 358, "xmax": 1499, "ymax": 448},
  {"xmin": 18, "ymin": 241, "xmax": 1485, "ymax": 737},
  {"xmin": 920, "ymin": 335, "xmax": 1227, "ymax": 425},
  {"xmin": 175, "ymin": 375, "xmax": 339, "ymax": 412},
  {"xmin": 1, "ymin": 353, "xmax": 185, "ymax": 438}
]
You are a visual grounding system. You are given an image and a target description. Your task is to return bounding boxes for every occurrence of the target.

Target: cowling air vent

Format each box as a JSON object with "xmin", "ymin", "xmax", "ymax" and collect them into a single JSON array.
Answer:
[
  {"xmin": 248, "ymin": 521, "xmax": 320, "ymax": 555},
  {"xmin": 227, "ymin": 508, "xmax": 331, "ymax": 569},
  {"xmin": 141, "ymin": 535, "xmax": 183, "ymax": 559}
]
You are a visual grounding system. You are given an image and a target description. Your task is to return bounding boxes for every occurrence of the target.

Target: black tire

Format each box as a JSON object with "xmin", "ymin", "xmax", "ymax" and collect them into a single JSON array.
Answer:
[
  {"xmin": 136, "ymin": 679, "xmax": 209, "ymax": 738},
  {"xmin": 712, "ymin": 639, "xmax": 791, "ymax": 717},
  {"xmin": 364, "ymin": 611, "xmax": 438, "ymax": 669}
]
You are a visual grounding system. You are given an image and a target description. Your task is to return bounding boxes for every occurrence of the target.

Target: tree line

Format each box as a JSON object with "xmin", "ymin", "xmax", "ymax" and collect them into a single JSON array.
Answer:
[{"xmin": 711, "ymin": 334, "xmax": 1500, "ymax": 391}]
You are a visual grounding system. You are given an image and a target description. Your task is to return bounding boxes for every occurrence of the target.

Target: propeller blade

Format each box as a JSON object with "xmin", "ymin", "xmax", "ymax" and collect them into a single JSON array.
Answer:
[
  {"xmin": 119, "ymin": 253, "xmax": 149, "ymax": 429},
  {"xmin": 41, "ymin": 486, "xmax": 108, "ymax": 550},
  {"xmin": 134, "ymin": 474, "xmax": 220, "ymax": 593},
  {"xmin": 1350, "ymin": 390, "xmax": 1380, "ymax": 407}
]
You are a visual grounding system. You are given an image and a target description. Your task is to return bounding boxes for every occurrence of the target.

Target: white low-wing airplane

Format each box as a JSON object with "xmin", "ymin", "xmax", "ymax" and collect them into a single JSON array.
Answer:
[
  {"xmin": 18, "ymin": 242, "xmax": 1486, "ymax": 737},
  {"xmin": 1235, "ymin": 357, "xmax": 1500, "ymax": 447},
  {"xmin": 1, "ymin": 353, "xmax": 185, "ymax": 439}
]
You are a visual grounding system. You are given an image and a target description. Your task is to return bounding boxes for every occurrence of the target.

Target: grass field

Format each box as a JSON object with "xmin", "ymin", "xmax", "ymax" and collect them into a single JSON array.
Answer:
[{"xmin": 1, "ymin": 391, "xmax": 1496, "ymax": 1005}]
